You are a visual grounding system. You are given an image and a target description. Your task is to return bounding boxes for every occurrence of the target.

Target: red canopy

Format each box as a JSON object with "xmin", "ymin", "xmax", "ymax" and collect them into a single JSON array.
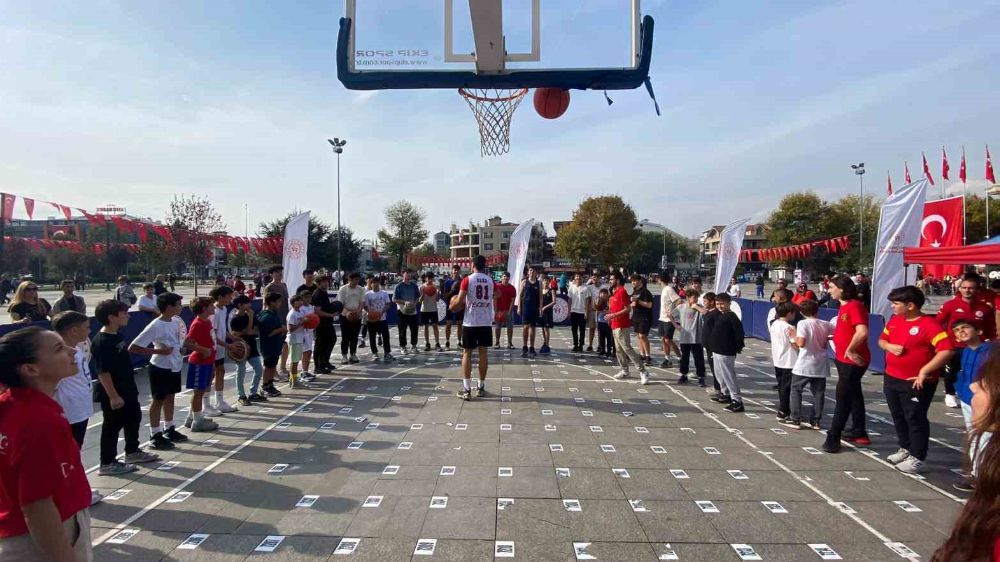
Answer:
[{"xmin": 903, "ymin": 237, "xmax": 1000, "ymax": 265}]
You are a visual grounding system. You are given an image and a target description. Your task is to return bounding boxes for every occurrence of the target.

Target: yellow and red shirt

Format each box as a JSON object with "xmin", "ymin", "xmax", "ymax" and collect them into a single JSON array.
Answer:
[
  {"xmin": 0, "ymin": 387, "xmax": 91, "ymax": 537},
  {"xmin": 880, "ymin": 314, "xmax": 955, "ymax": 381},
  {"xmin": 833, "ymin": 299, "xmax": 871, "ymax": 366},
  {"xmin": 936, "ymin": 296, "xmax": 997, "ymax": 346}
]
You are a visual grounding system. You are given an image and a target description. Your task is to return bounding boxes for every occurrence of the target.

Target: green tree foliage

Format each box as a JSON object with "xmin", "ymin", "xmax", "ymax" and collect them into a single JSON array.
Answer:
[
  {"xmin": 377, "ymin": 201, "xmax": 429, "ymax": 271},
  {"xmin": 259, "ymin": 214, "xmax": 362, "ymax": 272},
  {"xmin": 556, "ymin": 195, "xmax": 639, "ymax": 269},
  {"xmin": 166, "ymin": 195, "xmax": 225, "ymax": 294},
  {"xmin": 627, "ymin": 231, "xmax": 679, "ymax": 273}
]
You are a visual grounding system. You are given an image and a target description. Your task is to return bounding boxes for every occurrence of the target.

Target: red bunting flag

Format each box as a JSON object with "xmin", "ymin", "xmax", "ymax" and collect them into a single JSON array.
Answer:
[
  {"xmin": 22, "ymin": 197, "xmax": 34, "ymax": 219},
  {"xmin": 79, "ymin": 209, "xmax": 106, "ymax": 227},
  {"xmin": 1, "ymin": 194, "xmax": 15, "ymax": 223},
  {"xmin": 941, "ymin": 147, "xmax": 950, "ymax": 181},
  {"xmin": 922, "ymin": 152, "xmax": 935, "ymax": 186}
]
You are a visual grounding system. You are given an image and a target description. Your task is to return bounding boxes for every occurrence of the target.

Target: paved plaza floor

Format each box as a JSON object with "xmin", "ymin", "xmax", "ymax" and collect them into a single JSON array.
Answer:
[{"xmin": 83, "ymin": 328, "xmax": 964, "ymax": 561}]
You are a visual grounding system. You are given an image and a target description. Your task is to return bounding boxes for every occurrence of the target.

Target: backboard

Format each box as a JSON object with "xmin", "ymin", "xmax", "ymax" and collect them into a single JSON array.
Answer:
[{"xmin": 338, "ymin": 0, "xmax": 653, "ymax": 91}]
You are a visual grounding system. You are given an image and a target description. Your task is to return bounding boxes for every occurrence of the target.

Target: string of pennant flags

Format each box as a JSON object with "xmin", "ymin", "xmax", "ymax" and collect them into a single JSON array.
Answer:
[
  {"xmin": 0, "ymin": 193, "xmax": 284, "ymax": 255},
  {"xmin": 742, "ymin": 235, "xmax": 850, "ymax": 262},
  {"xmin": 405, "ymin": 253, "xmax": 509, "ymax": 267}
]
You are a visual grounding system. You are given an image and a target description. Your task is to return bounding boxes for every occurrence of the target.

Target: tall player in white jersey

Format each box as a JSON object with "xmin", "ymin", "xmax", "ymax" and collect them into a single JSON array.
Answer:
[{"xmin": 453, "ymin": 255, "xmax": 494, "ymax": 400}]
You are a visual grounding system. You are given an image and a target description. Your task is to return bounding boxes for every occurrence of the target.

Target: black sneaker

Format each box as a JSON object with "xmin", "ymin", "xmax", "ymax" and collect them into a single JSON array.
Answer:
[
  {"xmin": 446, "ymin": 341, "xmax": 451, "ymax": 348},
  {"xmin": 529, "ymin": 348, "xmax": 537, "ymax": 356},
  {"xmin": 697, "ymin": 378, "xmax": 707, "ymax": 388},
  {"xmin": 775, "ymin": 412, "xmax": 789, "ymax": 421},
  {"xmin": 150, "ymin": 432, "xmax": 176, "ymax": 451},
  {"xmin": 586, "ymin": 345, "xmax": 593, "ymax": 352},
  {"xmin": 248, "ymin": 393, "xmax": 268, "ymax": 402},
  {"xmin": 238, "ymin": 396, "xmax": 253, "ymax": 407},
  {"xmin": 358, "ymin": 341, "xmax": 367, "ymax": 348},
  {"xmin": 521, "ymin": 347, "xmax": 529, "ymax": 358},
  {"xmin": 164, "ymin": 427, "xmax": 189, "ymax": 442},
  {"xmin": 724, "ymin": 400, "xmax": 745, "ymax": 413},
  {"xmin": 710, "ymin": 393, "xmax": 732, "ymax": 404},
  {"xmin": 952, "ymin": 477, "xmax": 975, "ymax": 492},
  {"xmin": 264, "ymin": 385, "xmax": 283, "ymax": 398},
  {"xmin": 660, "ymin": 359, "xmax": 672, "ymax": 368},
  {"xmin": 457, "ymin": 389, "xmax": 472, "ymax": 401},
  {"xmin": 676, "ymin": 375, "xmax": 689, "ymax": 385},
  {"xmin": 425, "ymin": 343, "xmax": 431, "ymax": 351},
  {"xmin": 436, "ymin": 344, "xmax": 443, "ymax": 352},
  {"xmin": 821, "ymin": 436, "xmax": 842, "ymax": 454},
  {"xmin": 475, "ymin": 386, "xmax": 490, "ymax": 398}
]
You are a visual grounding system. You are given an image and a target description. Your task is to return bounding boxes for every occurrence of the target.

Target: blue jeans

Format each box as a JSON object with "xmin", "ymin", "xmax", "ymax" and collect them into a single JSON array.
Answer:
[
  {"xmin": 755, "ymin": 286, "xmax": 765, "ymax": 298},
  {"xmin": 236, "ymin": 356, "xmax": 263, "ymax": 398}
]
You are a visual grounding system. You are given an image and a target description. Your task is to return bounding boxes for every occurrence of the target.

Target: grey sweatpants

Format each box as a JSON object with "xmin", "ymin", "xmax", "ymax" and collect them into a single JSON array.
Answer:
[
  {"xmin": 613, "ymin": 328, "xmax": 645, "ymax": 374},
  {"xmin": 790, "ymin": 375, "xmax": 827, "ymax": 424},
  {"xmin": 712, "ymin": 353, "xmax": 741, "ymax": 401}
]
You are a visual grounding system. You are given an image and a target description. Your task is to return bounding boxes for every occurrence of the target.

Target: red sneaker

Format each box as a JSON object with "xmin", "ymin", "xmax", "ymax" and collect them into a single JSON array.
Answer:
[{"xmin": 844, "ymin": 435, "xmax": 872, "ymax": 446}]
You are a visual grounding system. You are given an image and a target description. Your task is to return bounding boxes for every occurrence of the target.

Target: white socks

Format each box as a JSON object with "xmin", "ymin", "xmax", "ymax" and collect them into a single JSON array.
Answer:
[
  {"xmin": 214, "ymin": 390, "xmax": 224, "ymax": 402},
  {"xmin": 462, "ymin": 379, "xmax": 471, "ymax": 391}
]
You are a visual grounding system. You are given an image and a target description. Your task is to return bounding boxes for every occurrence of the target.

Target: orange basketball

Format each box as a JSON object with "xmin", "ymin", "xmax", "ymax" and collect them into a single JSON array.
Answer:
[
  {"xmin": 423, "ymin": 285, "xmax": 438, "ymax": 297},
  {"xmin": 533, "ymin": 88, "xmax": 570, "ymax": 119},
  {"xmin": 302, "ymin": 313, "xmax": 320, "ymax": 330},
  {"xmin": 228, "ymin": 340, "xmax": 249, "ymax": 362},
  {"xmin": 449, "ymin": 295, "xmax": 464, "ymax": 312},
  {"xmin": 367, "ymin": 309, "xmax": 383, "ymax": 323}
]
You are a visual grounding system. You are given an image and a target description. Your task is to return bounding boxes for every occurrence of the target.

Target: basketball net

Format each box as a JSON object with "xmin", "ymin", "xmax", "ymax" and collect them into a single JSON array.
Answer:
[{"xmin": 458, "ymin": 88, "xmax": 528, "ymax": 157}]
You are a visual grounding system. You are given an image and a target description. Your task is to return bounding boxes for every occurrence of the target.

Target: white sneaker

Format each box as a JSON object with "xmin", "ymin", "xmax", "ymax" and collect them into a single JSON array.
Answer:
[
  {"xmin": 944, "ymin": 394, "xmax": 960, "ymax": 409},
  {"xmin": 887, "ymin": 448, "xmax": 911, "ymax": 465},
  {"xmin": 342, "ymin": 355, "xmax": 349, "ymax": 364},
  {"xmin": 215, "ymin": 398, "xmax": 238, "ymax": 413},
  {"xmin": 614, "ymin": 370, "xmax": 630, "ymax": 379},
  {"xmin": 202, "ymin": 404, "xmax": 222, "ymax": 418},
  {"xmin": 301, "ymin": 370, "xmax": 312, "ymax": 378},
  {"xmin": 640, "ymin": 371, "xmax": 649, "ymax": 385},
  {"xmin": 90, "ymin": 490, "xmax": 104, "ymax": 506},
  {"xmin": 895, "ymin": 456, "xmax": 925, "ymax": 474},
  {"xmin": 401, "ymin": 347, "xmax": 409, "ymax": 355}
]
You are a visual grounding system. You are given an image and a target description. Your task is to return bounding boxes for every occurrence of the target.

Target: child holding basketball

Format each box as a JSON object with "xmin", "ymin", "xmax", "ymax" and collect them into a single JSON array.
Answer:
[
  {"xmin": 286, "ymin": 294, "xmax": 306, "ymax": 388},
  {"xmin": 419, "ymin": 272, "xmax": 443, "ymax": 351},
  {"xmin": 209, "ymin": 285, "xmax": 238, "ymax": 414},
  {"xmin": 129, "ymin": 292, "xmax": 189, "ymax": 448},
  {"xmin": 365, "ymin": 276, "xmax": 394, "ymax": 361},
  {"xmin": 230, "ymin": 294, "xmax": 266, "ymax": 406},
  {"xmin": 184, "ymin": 296, "xmax": 219, "ymax": 433},
  {"xmin": 298, "ymin": 288, "xmax": 316, "ymax": 382},
  {"xmin": 258, "ymin": 293, "xmax": 287, "ymax": 397}
]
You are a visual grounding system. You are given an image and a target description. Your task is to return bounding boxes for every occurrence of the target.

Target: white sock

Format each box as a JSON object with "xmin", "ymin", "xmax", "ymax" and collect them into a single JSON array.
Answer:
[
  {"xmin": 149, "ymin": 424, "xmax": 159, "ymax": 437},
  {"xmin": 193, "ymin": 410, "xmax": 204, "ymax": 421},
  {"xmin": 162, "ymin": 421, "xmax": 170, "ymax": 432},
  {"xmin": 478, "ymin": 380, "xmax": 485, "ymax": 390},
  {"xmin": 202, "ymin": 395, "xmax": 211, "ymax": 409},
  {"xmin": 462, "ymin": 379, "xmax": 471, "ymax": 391},
  {"xmin": 215, "ymin": 390, "xmax": 224, "ymax": 402}
]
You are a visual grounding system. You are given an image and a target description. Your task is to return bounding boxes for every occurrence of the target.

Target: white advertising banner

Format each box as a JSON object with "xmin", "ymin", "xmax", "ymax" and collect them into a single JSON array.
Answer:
[
  {"xmin": 713, "ymin": 217, "xmax": 751, "ymax": 295},
  {"xmin": 281, "ymin": 211, "xmax": 310, "ymax": 291},
  {"xmin": 871, "ymin": 179, "xmax": 928, "ymax": 319},
  {"xmin": 507, "ymin": 219, "xmax": 535, "ymax": 301}
]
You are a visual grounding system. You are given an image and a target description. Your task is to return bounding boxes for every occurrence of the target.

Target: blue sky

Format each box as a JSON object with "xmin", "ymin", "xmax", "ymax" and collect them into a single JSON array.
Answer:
[{"xmin": 1, "ymin": 0, "xmax": 998, "ymax": 243}]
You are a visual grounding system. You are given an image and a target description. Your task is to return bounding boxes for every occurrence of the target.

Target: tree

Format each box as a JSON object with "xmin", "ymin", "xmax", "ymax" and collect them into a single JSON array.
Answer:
[
  {"xmin": 627, "ymin": 231, "xmax": 677, "ymax": 273},
  {"xmin": 822, "ymin": 194, "xmax": 880, "ymax": 273},
  {"xmin": 766, "ymin": 192, "xmax": 829, "ymax": 249},
  {"xmin": 557, "ymin": 195, "xmax": 639, "ymax": 269},
  {"xmin": 259, "ymin": 214, "xmax": 363, "ymax": 272},
  {"xmin": 377, "ymin": 201, "xmax": 429, "ymax": 271},
  {"xmin": 965, "ymin": 194, "xmax": 1000, "ymax": 243},
  {"xmin": 135, "ymin": 238, "xmax": 175, "ymax": 276},
  {"xmin": 47, "ymin": 249, "xmax": 85, "ymax": 280},
  {"xmin": 166, "ymin": 195, "xmax": 225, "ymax": 295}
]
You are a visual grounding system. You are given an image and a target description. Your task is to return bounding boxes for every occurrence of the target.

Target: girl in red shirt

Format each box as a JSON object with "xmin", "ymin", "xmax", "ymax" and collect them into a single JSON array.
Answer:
[
  {"xmin": 932, "ymin": 346, "xmax": 1000, "ymax": 562},
  {"xmin": 823, "ymin": 275, "xmax": 872, "ymax": 452},
  {"xmin": 0, "ymin": 327, "xmax": 93, "ymax": 561}
]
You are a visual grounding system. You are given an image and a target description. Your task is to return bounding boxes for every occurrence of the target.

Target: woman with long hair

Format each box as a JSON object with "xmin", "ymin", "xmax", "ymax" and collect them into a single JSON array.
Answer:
[
  {"xmin": 0, "ymin": 327, "xmax": 94, "ymax": 561},
  {"xmin": 823, "ymin": 275, "xmax": 872, "ymax": 452},
  {"xmin": 933, "ymin": 346, "xmax": 1000, "ymax": 561},
  {"xmin": 7, "ymin": 281, "xmax": 51, "ymax": 323}
]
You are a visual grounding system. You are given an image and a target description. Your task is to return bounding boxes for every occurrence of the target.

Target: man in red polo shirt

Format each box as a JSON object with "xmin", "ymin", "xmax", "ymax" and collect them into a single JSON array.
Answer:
[
  {"xmin": 493, "ymin": 272, "xmax": 517, "ymax": 349},
  {"xmin": 879, "ymin": 286, "xmax": 955, "ymax": 474},
  {"xmin": 604, "ymin": 271, "xmax": 650, "ymax": 384},
  {"xmin": 936, "ymin": 273, "xmax": 996, "ymax": 408}
]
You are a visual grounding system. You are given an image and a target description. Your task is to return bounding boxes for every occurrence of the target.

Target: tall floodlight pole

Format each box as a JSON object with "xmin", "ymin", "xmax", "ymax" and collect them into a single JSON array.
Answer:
[
  {"xmin": 328, "ymin": 138, "xmax": 347, "ymax": 275},
  {"xmin": 852, "ymin": 163, "xmax": 866, "ymax": 271}
]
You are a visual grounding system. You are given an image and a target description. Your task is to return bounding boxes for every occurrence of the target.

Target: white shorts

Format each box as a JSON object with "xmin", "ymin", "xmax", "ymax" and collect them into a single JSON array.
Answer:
[{"xmin": 303, "ymin": 331, "xmax": 315, "ymax": 352}]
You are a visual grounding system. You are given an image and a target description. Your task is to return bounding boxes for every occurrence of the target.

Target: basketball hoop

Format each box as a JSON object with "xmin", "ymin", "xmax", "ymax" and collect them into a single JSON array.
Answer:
[{"xmin": 458, "ymin": 87, "xmax": 528, "ymax": 157}]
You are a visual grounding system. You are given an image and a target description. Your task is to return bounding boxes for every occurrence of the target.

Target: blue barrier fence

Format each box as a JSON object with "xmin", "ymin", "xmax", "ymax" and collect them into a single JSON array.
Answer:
[{"xmin": 0, "ymin": 294, "xmax": 887, "ymax": 372}]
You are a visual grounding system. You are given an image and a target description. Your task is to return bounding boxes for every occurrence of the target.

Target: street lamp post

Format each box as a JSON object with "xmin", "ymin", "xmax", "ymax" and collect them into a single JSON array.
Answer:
[
  {"xmin": 328, "ymin": 138, "xmax": 347, "ymax": 276},
  {"xmin": 851, "ymin": 163, "xmax": 866, "ymax": 271}
]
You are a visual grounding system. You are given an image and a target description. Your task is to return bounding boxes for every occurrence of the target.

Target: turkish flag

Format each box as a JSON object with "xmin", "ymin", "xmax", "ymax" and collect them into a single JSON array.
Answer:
[
  {"xmin": 988, "ymin": 145, "xmax": 996, "ymax": 185},
  {"xmin": 1, "ymin": 194, "xmax": 15, "ymax": 222},
  {"xmin": 960, "ymin": 148, "xmax": 967, "ymax": 184},
  {"xmin": 922, "ymin": 152, "xmax": 935, "ymax": 186},
  {"xmin": 887, "ymin": 172, "xmax": 893, "ymax": 196},
  {"xmin": 942, "ymin": 147, "xmax": 950, "ymax": 180},
  {"xmin": 23, "ymin": 197, "xmax": 34, "ymax": 219},
  {"xmin": 905, "ymin": 162, "xmax": 912, "ymax": 184},
  {"xmin": 920, "ymin": 196, "xmax": 964, "ymax": 277}
]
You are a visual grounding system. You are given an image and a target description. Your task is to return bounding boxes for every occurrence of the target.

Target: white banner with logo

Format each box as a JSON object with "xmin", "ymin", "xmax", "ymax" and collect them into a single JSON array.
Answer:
[
  {"xmin": 507, "ymin": 219, "xmax": 535, "ymax": 302},
  {"xmin": 282, "ymin": 211, "xmax": 310, "ymax": 291},
  {"xmin": 713, "ymin": 217, "xmax": 751, "ymax": 295},
  {"xmin": 871, "ymin": 179, "xmax": 928, "ymax": 319}
]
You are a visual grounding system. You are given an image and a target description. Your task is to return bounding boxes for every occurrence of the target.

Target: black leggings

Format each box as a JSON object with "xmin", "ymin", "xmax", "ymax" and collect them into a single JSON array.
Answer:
[
  {"xmin": 884, "ymin": 376, "xmax": 938, "ymax": 460},
  {"xmin": 944, "ymin": 353, "xmax": 961, "ymax": 396},
  {"xmin": 314, "ymin": 324, "xmax": 336, "ymax": 369},
  {"xmin": 71, "ymin": 420, "xmax": 88, "ymax": 449},
  {"xmin": 774, "ymin": 367, "xmax": 793, "ymax": 418},
  {"xmin": 100, "ymin": 399, "xmax": 141, "ymax": 465},
  {"xmin": 827, "ymin": 360, "xmax": 868, "ymax": 439},
  {"xmin": 398, "ymin": 314, "xmax": 419, "ymax": 348},
  {"xmin": 340, "ymin": 318, "xmax": 362, "ymax": 356},
  {"xmin": 570, "ymin": 312, "xmax": 587, "ymax": 348},
  {"xmin": 679, "ymin": 344, "xmax": 706, "ymax": 377}
]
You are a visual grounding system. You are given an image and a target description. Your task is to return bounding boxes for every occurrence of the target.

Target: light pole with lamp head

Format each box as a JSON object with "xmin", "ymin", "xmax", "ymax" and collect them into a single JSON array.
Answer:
[
  {"xmin": 328, "ymin": 138, "xmax": 347, "ymax": 277},
  {"xmin": 851, "ymin": 163, "xmax": 866, "ymax": 272}
]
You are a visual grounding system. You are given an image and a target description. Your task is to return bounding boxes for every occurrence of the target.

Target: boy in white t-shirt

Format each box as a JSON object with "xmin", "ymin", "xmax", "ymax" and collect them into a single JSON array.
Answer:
[
  {"xmin": 768, "ymin": 301, "xmax": 799, "ymax": 422},
  {"xmin": 783, "ymin": 299, "xmax": 834, "ymax": 430},
  {"xmin": 286, "ymin": 295, "xmax": 307, "ymax": 387},
  {"xmin": 298, "ymin": 287, "xmax": 316, "ymax": 382},
  {"xmin": 129, "ymin": 292, "xmax": 189, "ymax": 449},
  {"xmin": 364, "ymin": 276, "xmax": 394, "ymax": 361},
  {"xmin": 137, "ymin": 283, "xmax": 158, "ymax": 314},
  {"xmin": 52, "ymin": 310, "xmax": 103, "ymax": 506}
]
